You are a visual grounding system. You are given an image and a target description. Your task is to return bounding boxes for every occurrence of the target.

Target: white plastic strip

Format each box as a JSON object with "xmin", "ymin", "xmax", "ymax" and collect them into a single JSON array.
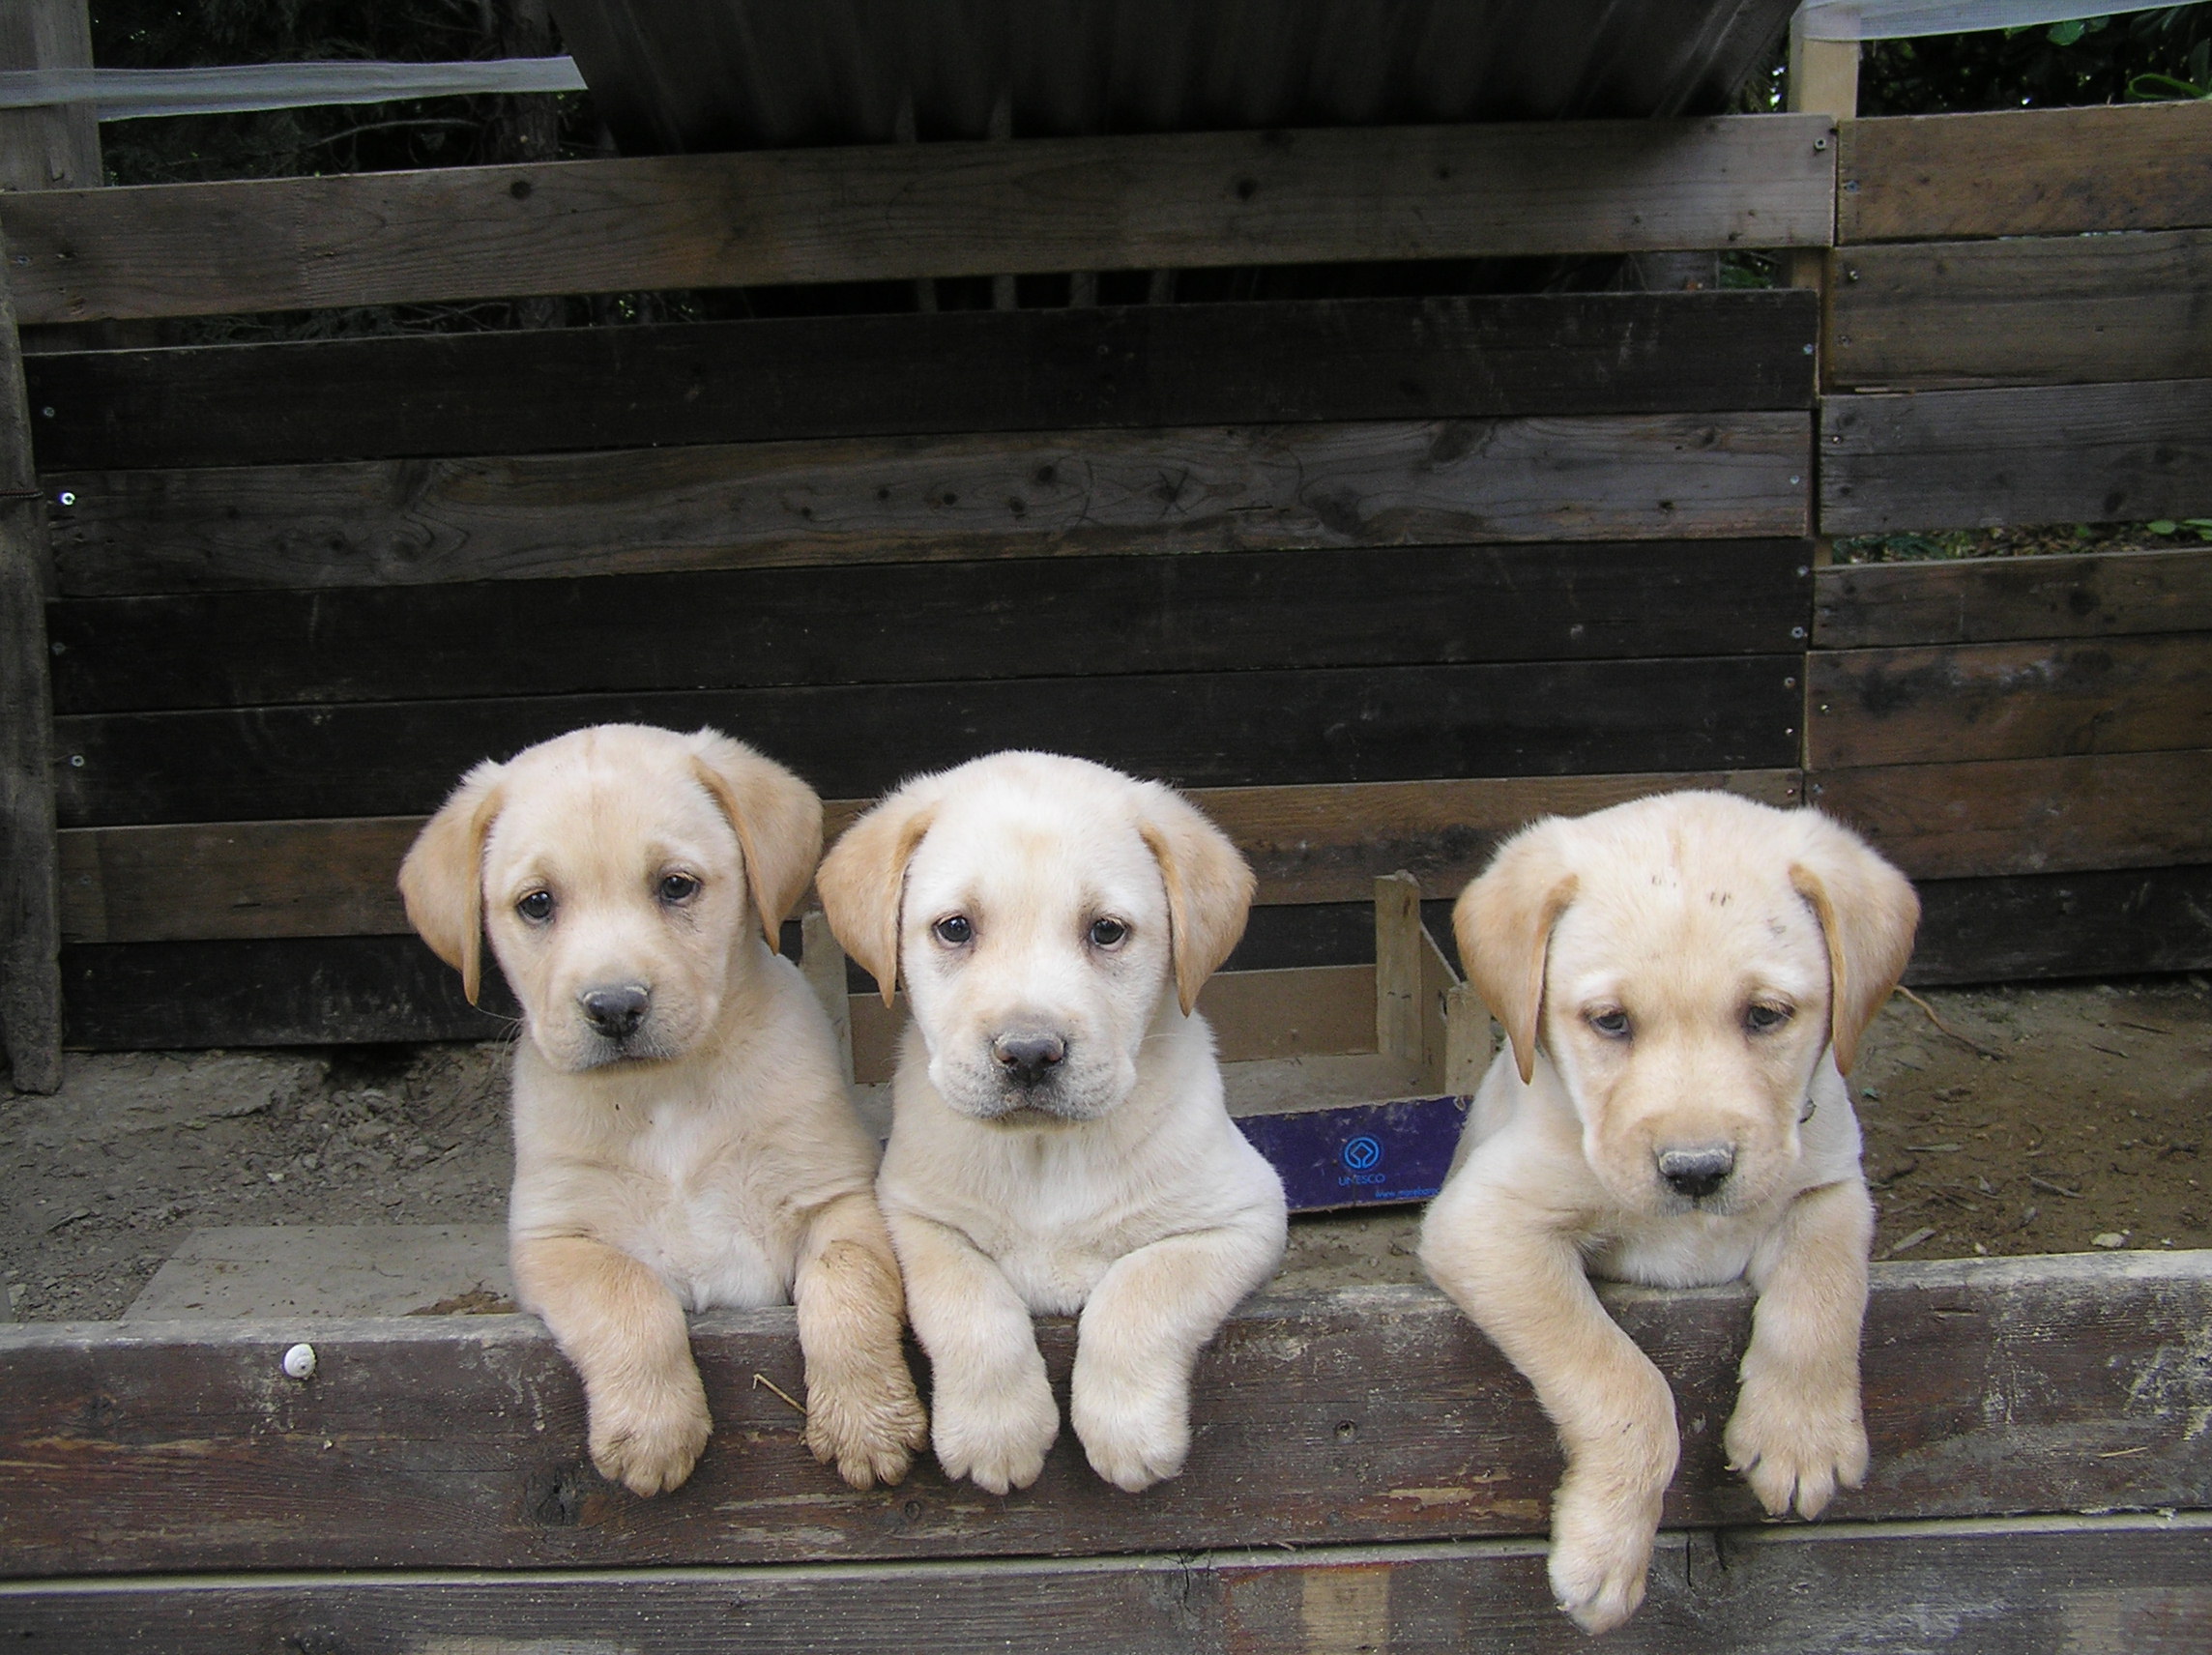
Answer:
[
  {"xmin": 1796, "ymin": 0, "xmax": 2196, "ymax": 43},
  {"xmin": 0, "ymin": 58, "xmax": 585, "ymax": 121}
]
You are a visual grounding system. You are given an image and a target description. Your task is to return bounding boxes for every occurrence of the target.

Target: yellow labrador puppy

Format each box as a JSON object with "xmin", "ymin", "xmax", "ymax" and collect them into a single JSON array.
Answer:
[
  {"xmin": 1419, "ymin": 792, "xmax": 1917, "ymax": 1634},
  {"xmin": 818, "ymin": 751, "xmax": 1288, "ymax": 1495},
  {"xmin": 400, "ymin": 724, "xmax": 926, "ymax": 1497}
]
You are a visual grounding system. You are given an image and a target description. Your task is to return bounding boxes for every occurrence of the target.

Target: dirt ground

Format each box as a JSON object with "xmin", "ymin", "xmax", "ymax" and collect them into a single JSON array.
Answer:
[{"xmin": 4, "ymin": 978, "xmax": 2206, "ymax": 1321}]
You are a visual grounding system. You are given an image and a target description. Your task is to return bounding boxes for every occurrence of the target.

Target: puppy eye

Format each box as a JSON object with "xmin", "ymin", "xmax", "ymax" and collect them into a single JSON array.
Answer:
[
  {"xmin": 657, "ymin": 873, "xmax": 700, "ymax": 905},
  {"xmin": 1088, "ymin": 917, "xmax": 1128, "ymax": 948},
  {"xmin": 1586, "ymin": 1008, "xmax": 1631, "ymax": 1039},
  {"xmin": 1745, "ymin": 1002, "xmax": 1793, "ymax": 1033},
  {"xmin": 932, "ymin": 915, "xmax": 973, "ymax": 946},
  {"xmin": 516, "ymin": 889, "xmax": 554, "ymax": 924}
]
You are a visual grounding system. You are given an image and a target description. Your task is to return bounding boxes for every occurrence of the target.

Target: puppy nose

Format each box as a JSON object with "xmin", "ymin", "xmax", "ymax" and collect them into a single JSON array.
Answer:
[
  {"xmin": 992, "ymin": 1031, "xmax": 1067, "ymax": 1087},
  {"xmin": 579, "ymin": 983, "xmax": 651, "ymax": 1040},
  {"xmin": 1656, "ymin": 1145, "xmax": 1736, "ymax": 1201}
]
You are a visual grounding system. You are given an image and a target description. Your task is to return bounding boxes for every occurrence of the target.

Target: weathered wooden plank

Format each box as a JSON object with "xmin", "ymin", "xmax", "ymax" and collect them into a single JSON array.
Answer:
[
  {"xmin": 1814, "ymin": 546, "xmax": 2212, "ymax": 651},
  {"xmin": 1825, "ymin": 229, "xmax": 2212, "ymax": 392},
  {"xmin": 1808, "ymin": 633, "xmax": 2212, "ymax": 769},
  {"xmin": 1808, "ymin": 750, "xmax": 2212, "ymax": 881},
  {"xmin": 0, "ymin": 1254, "xmax": 2203, "ymax": 1577},
  {"xmin": 0, "ymin": 0, "xmax": 100, "ymax": 195},
  {"xmin": 4, "ymin": 1516, "xmax": 2209, "ymax": 1655},
  {"xmin": 1908, "ymin": 862, "xmax": 2212, "ymax": 985},
  {"xmin": 0, "ymin": 116, "xmax": 1837, "ymax": 326},
  {"xmin": 1819, "ymin": 381, "xmax": 2212, "ymax": 536},
  {"xmin": 57, "ymin": 771, "xmax": 1803, "ymax": 946},
  {"xmin": 47, "ymin": 538, "xmax": 1815, "ymax": 715},
  {"xmin": 22, "ymin": 292, "xmax": 1821, "ymax": 472},
  {"xmin": 51, "ymin": 656, "xmax": 1805, "ymax": 829},
  {"xmin": 45, "ymin": 414, "xmax": 1814, "ymax": 598},
  {"xmin": 1839, "ymin": 101, "xmax": 2212, "ymax": 243}
]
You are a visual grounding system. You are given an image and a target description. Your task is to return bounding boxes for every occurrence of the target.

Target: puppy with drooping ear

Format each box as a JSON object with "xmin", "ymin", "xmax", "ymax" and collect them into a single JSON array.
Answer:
[
  {"xmin": 818, "ymin": 751, "xmax": 1288, "ymax": 1495},
  {"xmin": 399, "ymin": 723, "xmax": 926, "ymax": 1497},
  {"xmin": 1418, "ymin": 792, "xmax": 1918, "ymax": 1635}
]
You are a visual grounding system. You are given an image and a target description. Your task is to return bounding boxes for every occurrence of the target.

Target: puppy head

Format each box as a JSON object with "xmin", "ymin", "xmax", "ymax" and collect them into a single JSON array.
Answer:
[
  {"xmin": 1455, "ymin": 792, "xmax": 1917, "ymax": 1216},
  {"xmin": 819, "ymin": 751, "xmax": 1252, "ymax": 1125},
  {"xmin": 399, "ymin": 724, "xmax": 821, "ymax": 1073}
]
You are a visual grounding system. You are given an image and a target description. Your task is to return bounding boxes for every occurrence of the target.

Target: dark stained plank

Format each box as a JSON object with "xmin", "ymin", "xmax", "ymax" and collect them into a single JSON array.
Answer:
[
  {"xmin": 50, "ymin": 655, "xmax": 1805, "ymax": 828},
  {"xmin": 1908, "ymin": 862, "xmax": 2212, "ymax": 985},
  {"xmin": 46, "ymin": 413, "xmax": 1814, "ymax": 598},
  {"xmin": 58, "ymin": 771, "xmax": 1805, "ymax": 946},
  {"xmin": 3, "ymin": 1517, "xmax": 2207, "ymax": 1654},
  {"xmin": 0, "ymin": 116, "xmax": 1838, "ymax": 325},
  {"xmin": 23, "ymin": 292, "xmax": 1821, "ymax": 472},
  {"xmin": 1815, "ymin": 546, "xmax": 2212, "ymax": 651},
  {"xmin": 47, "ymin": 538, "xmax": 1816, "ymax": 714},
  {"xmin": 1807, "ymin": 633, "xmax": 2212, "ymax": 769},
  {"xmin": 1819, "ymin": 381, "xmax": 2212, "ymax": 537},
  {"xmin": 1839, "ymin": 101, "xmax": 2212, "ymax": 243},
  {"xmin": 1825, "ymin": 229, "xmax": 2212, "ymax": 392},
  {"xmin": 1808, "ymin": 750, "xmax": 2212, "ymax": 882},
  {"xmin": 0, "ymin": 1255, "xmax": 2206, "ymax": 1577}
]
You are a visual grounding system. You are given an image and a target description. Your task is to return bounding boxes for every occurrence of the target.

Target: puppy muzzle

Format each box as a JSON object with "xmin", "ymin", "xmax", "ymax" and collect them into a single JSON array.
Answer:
[
  {"xmin": 1654, "ymin": 1143, "xmax": 1737, "ymax": 1205},
  {"xmin": 563, "ymin": 980, "xmax": 678, "ymax": 1068}
]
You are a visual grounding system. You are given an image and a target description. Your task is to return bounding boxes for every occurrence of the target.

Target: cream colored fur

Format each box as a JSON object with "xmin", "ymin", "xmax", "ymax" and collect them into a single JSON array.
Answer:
[
  {"xmin": 399, "ymin": 723, "xmax": 926, "ymax": 1496},
  {"xmin": 818, "ymin": 751, "xmax": 1288, "ymax": 1494},
  {"xmin": 1419, "ymin": 791, "xmax": 1918, "ymax": 1634}
]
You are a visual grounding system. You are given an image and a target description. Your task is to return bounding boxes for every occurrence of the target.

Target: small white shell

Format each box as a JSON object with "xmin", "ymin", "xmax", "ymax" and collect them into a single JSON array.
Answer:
[{"xmin": 281, "ymin": 1342, "xmax": 318, "ymax": 1380}]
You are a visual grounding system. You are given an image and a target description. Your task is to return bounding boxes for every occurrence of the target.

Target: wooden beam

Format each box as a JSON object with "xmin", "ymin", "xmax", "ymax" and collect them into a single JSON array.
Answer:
[
  {"xmin": 1909, "ymin": 861, "xmax": 2212, "ymax": 984},
  {"xmin": 0, "ymin": 0, "xmax": 100, "ymax": 194},
  {"xmin": 1372, "ymin": 872, "xmax": 1421, "ymax": 1068},
  {"xmin": 0, "ymin": 116, "xmax": 1839, "ymax": 326},
  {"xmin": 798, "ymin": 910, "xmax": 853, "ymax": 1087},
  {"xmin": 1840, "ymin": 102, "xmax": 2212, "ymax": 244},
  {"xmin": 1820, "ymin": 380, "xmax": 2212, "ymax": 537},
  {"xmin": 1814, "ymin": 546, "xmax": 2212, "ymax": 651},
  {"xmin": 0, "ymin": 1254, "xmax": 2202, "ymax": 1577}
]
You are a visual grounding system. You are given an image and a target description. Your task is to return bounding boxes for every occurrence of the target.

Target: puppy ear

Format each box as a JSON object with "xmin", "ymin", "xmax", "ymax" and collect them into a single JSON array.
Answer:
[
  {"xmin": 687, "ymin": 730, "xmax": 825, "ymax": 948},
  {"xmin": 399, "ymin": 760, "xmax": 506, "ymax": 1006},
  {"xmin": 1790, "ymin": 815, "xmax": 1921, "ymax": 1076},
  {"xmin": 1454, "ymin": 820, "xmax": 1578, "ymax": 1085},
  {"xmin": 1135, "ymin": 784, "xmax": 1255, "ymax": 1016},
  {"xmin": 818, "ymin": 778, "xmax": 941, "ymax": 1006}
]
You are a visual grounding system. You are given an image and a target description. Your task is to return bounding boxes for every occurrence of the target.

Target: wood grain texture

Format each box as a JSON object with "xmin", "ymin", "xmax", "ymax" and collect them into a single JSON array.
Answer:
[
  {"xmin": 45, "ymin": 413, "xmax": 1814, "ymax": 598},
  {"xmin": 1819, "ymin": 381, "xmax": 2212, "ymax": 536},
  {"xmin": 0, "ymin": 1254, "xmax": 2205, "ymax": 1578},
  {"xmin": 1808, "ymin": 633, "xmax": 2212, "ymax": 769},
  {"xmin": 1825, "ymin": 229, "xmax": 2212, "ymax": 391},
  {"xmin": 1908, "ymin": 862, "xmax": 2212, "ymax": 985},
  {"xmin": 1808, "ymin": 750, "xmax": 2212, "ymax": 881},
  {"xmin": 47, "ymin": 538, "xmax": 1815, "ymax": 715},
  {"xmin": 3, "ymin": 1516, "xmax": 2208, "ymax": 1654},
  {"xmin": 22, "ymin": 291, "xmax": 1821, "ymax": 472},
  {"xmin": 1839, "ymin": 101, "xmax": 2212, "ymax": 243},
  {"xmin": 0, "ymin": 116, "xmax": 1837, "ymax": 326},
  {"xmin": 0, "ymin": 0, "xmax": 100, "ymax": 195},
  {"xmin": 58, "ymin": 771, "xmax": 1804, "ymax": 946},
  {"xmin": 1815, "ymin": 546, "xmax": 2212, "ymax": 650}
]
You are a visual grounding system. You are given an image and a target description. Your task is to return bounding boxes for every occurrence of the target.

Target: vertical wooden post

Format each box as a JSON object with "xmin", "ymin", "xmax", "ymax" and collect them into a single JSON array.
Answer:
[
  {"xmin": 0, "ymin": 0, "xmax": 102, "ymax": 193},
  {"xmin": 800, "ymin": 910, "xmax": 856, "ymax": 1088},
  {"xmin": 1374, "ymin": 872, "xmax": 1422, "ymax": 1069},
  {"xmin": 1786, "ymin": 17, "xmax": 1856, "ymax": 297},
  {"xmin": 1441, "ymin": 982, "xmax": 1495, "ymax": 1098}
]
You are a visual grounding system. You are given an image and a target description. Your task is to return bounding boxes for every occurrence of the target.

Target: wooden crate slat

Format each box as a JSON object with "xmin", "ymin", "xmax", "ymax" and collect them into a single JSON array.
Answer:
[
  {"xmin": 1825, "ymin": 228, "xmax": 2212, "ymax": 392},
  {"xmin": 47, "ymin": 538, "xmax": 1815, "ymax": 716},
  {"xmin": 1839, "ymin": 101, "xmax": 2212, "ymax": 243},
  {"xmin": 0, "ymin": 116, "xmax": 1837, "ymax": 326},
  {"xmin": 1807, "ymin": 632, "xmax": 2212, "ymax": 770},
  {"xmin": 45, "ymin": 413, "xmax": 1814, "ymax": 599},
  {"xmin": 1815, "ymin": 546, "xmax": 2212, "ymax": 651},
  {"xmin": 1908, "ymin": 862, "xmax": 2212, "ymax": 985},
  {"xmin": 1808, "ymin": 750, "xmax": 2212, "ymax": 882},
  {"xmin": 1819, "ymin": 380, "xmax": 2212, "ymax": 537},
  {"xmin": 0, "ymin": 1256, "xmax": 2204, "ymax": 1577},
  {"xmin": 22, "ymin": 292, "xmax": 1820, "ymax": 472},
  {"xmin": 51, "ymin": 656, "xmax": 1805, "ymax": 829}
]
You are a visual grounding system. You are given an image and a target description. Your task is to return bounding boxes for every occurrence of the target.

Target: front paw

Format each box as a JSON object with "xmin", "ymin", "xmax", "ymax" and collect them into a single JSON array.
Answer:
[
  {"xmin": 931, "ymin": 1356, "xmax": 1059, "ymax": 1494},
  {"xmin": 1725, "ymin": 1373, "xmax": 1868, "ymax": 1520},
  {"xmin": 1548, "ymin": 1470, "xmax": 1668, "ymax": 1636},
  {"xmin": 1070, "ymin": 1363, "xmax": 1189, "ymax": 1493},
  {"xmin": 587, "ymin": 1364, "xmax": 713, "ymax": 1497},
  {"xmin": 804, "ymin": 1361, "xmax": 931, "ymax": 1491}
]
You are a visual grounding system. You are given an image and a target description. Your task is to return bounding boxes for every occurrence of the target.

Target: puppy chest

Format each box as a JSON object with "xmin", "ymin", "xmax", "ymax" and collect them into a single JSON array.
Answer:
[{"xmin": 619, "ymin": 1186, "xmax": 788, "ymax": 1311}]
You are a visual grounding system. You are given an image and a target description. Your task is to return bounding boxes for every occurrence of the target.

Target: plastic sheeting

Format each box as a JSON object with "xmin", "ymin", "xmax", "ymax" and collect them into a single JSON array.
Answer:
[
  {"xmin": 0, "ymin": 58, "xmax": 584, "ymax": 121},
  {"xmin": 1795, "ymin": 0, "xmax": 2195, "ymax": 42}
]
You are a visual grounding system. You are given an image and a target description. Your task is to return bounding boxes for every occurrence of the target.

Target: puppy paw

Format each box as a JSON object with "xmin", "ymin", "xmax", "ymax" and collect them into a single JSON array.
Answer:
[
  {"xmin": 1070, "ymin": 1367, "xmax": 1189, "ymax": 1494},
  {"xmin": 1725, "ymin": 1378, "xmax": 1869, "ymax": 1520},
  {"xmin": 803, "ymin": 1363, "xmax": 931, "ymax": 1491},
  {"xmin": 587, "ymin": 1367, "xmax": 713, "ymax": 1497},
  {"xmin": 931, "ymin": 1359, "xmax": 1059, "ymax": 1494},
  {"xmin": 1548, "ymin": 1479, "xmax": 1666, "ymax": 1636}
]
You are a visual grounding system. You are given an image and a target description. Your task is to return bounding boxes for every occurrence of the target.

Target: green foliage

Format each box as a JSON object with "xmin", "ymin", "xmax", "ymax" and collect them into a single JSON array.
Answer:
[{"xmin": 1857, "ymin": 4, "xmax": 2212, "ymax": 114}]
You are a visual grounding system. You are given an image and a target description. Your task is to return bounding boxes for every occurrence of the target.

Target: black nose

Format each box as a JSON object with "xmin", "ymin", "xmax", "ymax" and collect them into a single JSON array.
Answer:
[
  {"xmin": 579, "ymin": 983, "xmax": 651, "ymax": 1040},
  {"xmin": 992, "ymin": 1031, "xmax": 1067, "ymax": 1088},
  {"xmin": 1657, "ymin": 1146, "xmax": 1736, "ymax": 1201}
]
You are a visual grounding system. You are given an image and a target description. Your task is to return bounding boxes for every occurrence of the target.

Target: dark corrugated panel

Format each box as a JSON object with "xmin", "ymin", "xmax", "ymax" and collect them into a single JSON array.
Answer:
[{"xmin": 550, "ymin": 0, "xmax": 1796, "ymax": 157}]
